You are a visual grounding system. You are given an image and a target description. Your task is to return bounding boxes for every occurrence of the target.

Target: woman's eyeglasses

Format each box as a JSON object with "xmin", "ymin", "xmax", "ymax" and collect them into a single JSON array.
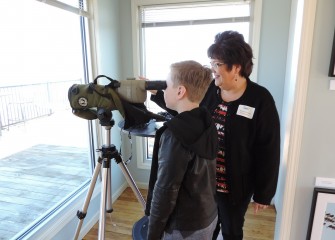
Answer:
[{"xmin": 210, "ymin": 62, "xmax": 225, "ymax": 69}]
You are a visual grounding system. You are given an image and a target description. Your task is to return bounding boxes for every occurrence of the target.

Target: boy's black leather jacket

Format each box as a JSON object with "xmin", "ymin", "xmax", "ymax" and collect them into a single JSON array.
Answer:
[{"xmin": 145, "ymin": 107, "xmax": 218, "ymax": 239}]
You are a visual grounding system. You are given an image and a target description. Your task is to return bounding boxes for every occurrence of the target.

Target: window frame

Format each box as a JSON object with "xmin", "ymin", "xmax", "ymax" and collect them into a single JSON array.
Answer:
[
  {"xmin": 9, "ymin": 1, "xmax": 100, "ymax": 239},
  {"xmin": 131, "ymin": 0, "xmax": 262, "ymax": 169}
]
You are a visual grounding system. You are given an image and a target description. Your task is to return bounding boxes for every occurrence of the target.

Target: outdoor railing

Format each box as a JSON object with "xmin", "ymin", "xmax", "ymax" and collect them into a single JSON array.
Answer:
[{"xmin": 0, "ymin": 79, "xmax": 82, "ymax": 134}]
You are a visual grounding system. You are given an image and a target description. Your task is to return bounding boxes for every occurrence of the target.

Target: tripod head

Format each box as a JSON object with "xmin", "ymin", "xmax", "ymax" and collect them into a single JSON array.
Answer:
[{"xmin": 97, "ymin": 108, "xmax": 115, "ymax": 127}]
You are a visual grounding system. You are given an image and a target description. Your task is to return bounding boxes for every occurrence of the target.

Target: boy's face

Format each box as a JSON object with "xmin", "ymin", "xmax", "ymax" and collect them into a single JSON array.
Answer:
[{"xmin": 164, "ymin": 72, "xmax": 179, "ymax": 111}]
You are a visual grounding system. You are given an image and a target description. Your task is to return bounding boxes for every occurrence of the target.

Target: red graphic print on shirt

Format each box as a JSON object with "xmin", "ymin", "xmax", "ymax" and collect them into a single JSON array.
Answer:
[{"xmin": 213, "ymin": 102, "xmax": 229, "ymax": 193}]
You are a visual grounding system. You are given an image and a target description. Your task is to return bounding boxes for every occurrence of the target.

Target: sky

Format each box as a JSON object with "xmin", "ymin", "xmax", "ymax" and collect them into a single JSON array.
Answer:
[{"xmin": 0, "ymin": 0, "xmax": 83, "ymax": 86}]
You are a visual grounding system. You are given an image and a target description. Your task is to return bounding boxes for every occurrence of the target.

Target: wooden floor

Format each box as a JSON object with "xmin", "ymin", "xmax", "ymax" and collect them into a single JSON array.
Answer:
[{"xmin": 83, "ymin": 188, "xmax": 276, "ymax": 240}]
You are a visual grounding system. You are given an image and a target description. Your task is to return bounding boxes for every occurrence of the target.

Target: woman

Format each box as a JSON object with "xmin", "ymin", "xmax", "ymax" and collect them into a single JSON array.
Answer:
[{"xmin": 150, "ymin": 30, "xmax": 280, "ymax": 240}]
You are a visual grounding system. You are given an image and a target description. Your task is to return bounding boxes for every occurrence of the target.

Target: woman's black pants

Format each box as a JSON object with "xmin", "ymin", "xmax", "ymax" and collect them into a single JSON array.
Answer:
[{"xmin": 212, "ymin": 192, "xmax": 252, "ymax": 240}]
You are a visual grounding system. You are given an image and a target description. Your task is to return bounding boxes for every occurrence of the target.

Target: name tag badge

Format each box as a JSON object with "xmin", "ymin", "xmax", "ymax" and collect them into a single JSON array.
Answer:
[{"xmin": 236, "ymin": 105, "xmax": 255, "ymax": 119}]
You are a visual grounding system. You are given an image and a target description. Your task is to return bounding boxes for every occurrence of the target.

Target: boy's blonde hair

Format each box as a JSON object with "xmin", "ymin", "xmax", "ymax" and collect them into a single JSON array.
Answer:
[{"xmin": 170, "ymin": 60, "xmax": 212, "ymax": 103}]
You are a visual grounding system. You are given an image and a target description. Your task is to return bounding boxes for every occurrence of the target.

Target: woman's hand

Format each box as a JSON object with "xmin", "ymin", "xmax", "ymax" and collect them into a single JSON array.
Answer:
[
  {"xmin": 139, "ymin": 76, "xmax": 158, "ymax": 95},
  {"xmin": 253, "ymin": 202, "xmax": 268, "ymax": 214}
]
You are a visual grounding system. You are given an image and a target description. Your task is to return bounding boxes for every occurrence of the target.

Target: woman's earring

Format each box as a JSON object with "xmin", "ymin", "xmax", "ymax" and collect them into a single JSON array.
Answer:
[{"xmin": 235, "ymin": 74, "xmax": 238, "ymax": 81}]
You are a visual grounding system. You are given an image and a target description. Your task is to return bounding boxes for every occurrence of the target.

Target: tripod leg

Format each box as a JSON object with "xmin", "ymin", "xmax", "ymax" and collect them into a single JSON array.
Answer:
[
  {"xmin": 106, "ymin": 166, "xmax": 112, "ymax": 214},
  {"xmin": 116, "ymin": 156, "xmax": 146, "ymax": 210},
  {"xmin": 74, "ymin": 158, "xmax": 102, "ymax": 240},
  {"xmin": 98, "ymin": 159, "xmax": 109, "ymax": 240}
]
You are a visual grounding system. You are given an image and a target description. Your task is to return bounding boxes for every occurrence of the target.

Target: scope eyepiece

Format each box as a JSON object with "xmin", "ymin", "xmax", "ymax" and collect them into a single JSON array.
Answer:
[{"xmin": 145, "ymin": 81, "xmax": 167, "ymax": 90}]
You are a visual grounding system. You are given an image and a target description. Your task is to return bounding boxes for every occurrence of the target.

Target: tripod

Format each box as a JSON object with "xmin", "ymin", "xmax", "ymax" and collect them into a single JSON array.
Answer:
[{"xmin": 74, "ymin": 109, "xmax": 146, "ymax": 240}]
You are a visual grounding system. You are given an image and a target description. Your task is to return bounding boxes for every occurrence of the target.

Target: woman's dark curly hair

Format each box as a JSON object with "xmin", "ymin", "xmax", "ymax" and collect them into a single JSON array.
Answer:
[{"xmin": 207, "ymin": 31, "xmax": 254, "ymax": 78}]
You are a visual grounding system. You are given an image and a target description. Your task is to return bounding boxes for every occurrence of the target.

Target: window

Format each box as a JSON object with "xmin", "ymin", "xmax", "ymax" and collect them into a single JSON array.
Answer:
[
  {"xmin": 0, "ymin": 0, "xmax": 95, "ymax": 238},
  {"xmin": 131, "ymin": 0, "xmax": 261, "ymax": 168}
]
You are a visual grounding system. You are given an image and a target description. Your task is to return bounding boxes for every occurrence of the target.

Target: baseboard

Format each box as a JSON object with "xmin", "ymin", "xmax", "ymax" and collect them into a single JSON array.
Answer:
[{"xmin": 133, "ymin": 181, "xmax": 149, "ymax": 190}]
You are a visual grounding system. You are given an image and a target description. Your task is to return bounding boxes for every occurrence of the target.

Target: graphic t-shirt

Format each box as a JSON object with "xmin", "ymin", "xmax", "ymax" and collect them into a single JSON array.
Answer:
[{"xmin": 212, "ymin": 101, "xmax": 229, "ymax": 193}]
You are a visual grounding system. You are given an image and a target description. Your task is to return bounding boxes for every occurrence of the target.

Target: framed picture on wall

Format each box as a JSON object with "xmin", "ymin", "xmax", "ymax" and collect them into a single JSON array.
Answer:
[
  {"xmin": 329, "ymin": 29, "xmax": 335, "ymax": 77},
  {"xmin": 307, "ymin": 188, "xmax": 335, "ymax": 240}
]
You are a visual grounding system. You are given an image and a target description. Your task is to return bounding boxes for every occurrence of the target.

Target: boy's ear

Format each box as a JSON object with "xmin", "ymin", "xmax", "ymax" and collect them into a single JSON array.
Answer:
[{"xmin": 177, "ymin": 85, "xmax": 186, "ymax": 99}]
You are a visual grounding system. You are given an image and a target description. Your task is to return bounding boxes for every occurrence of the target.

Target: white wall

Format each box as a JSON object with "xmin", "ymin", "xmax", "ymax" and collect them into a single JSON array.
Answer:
[{"xmin": 289, "ymin": 0, "xmax": 335, "ymax": 239}]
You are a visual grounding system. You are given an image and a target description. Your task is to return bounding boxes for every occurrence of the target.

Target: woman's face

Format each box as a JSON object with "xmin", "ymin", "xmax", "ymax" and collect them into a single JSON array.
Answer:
[{"xmin": 210, "ymin": 58, "xmax": 237, "ymax": 90}]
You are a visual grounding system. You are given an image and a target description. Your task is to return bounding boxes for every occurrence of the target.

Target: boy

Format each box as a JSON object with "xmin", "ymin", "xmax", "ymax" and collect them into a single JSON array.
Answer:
[{"xmin": 145, "ymin": 60, "xmax": 218, "ymax": 239}]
